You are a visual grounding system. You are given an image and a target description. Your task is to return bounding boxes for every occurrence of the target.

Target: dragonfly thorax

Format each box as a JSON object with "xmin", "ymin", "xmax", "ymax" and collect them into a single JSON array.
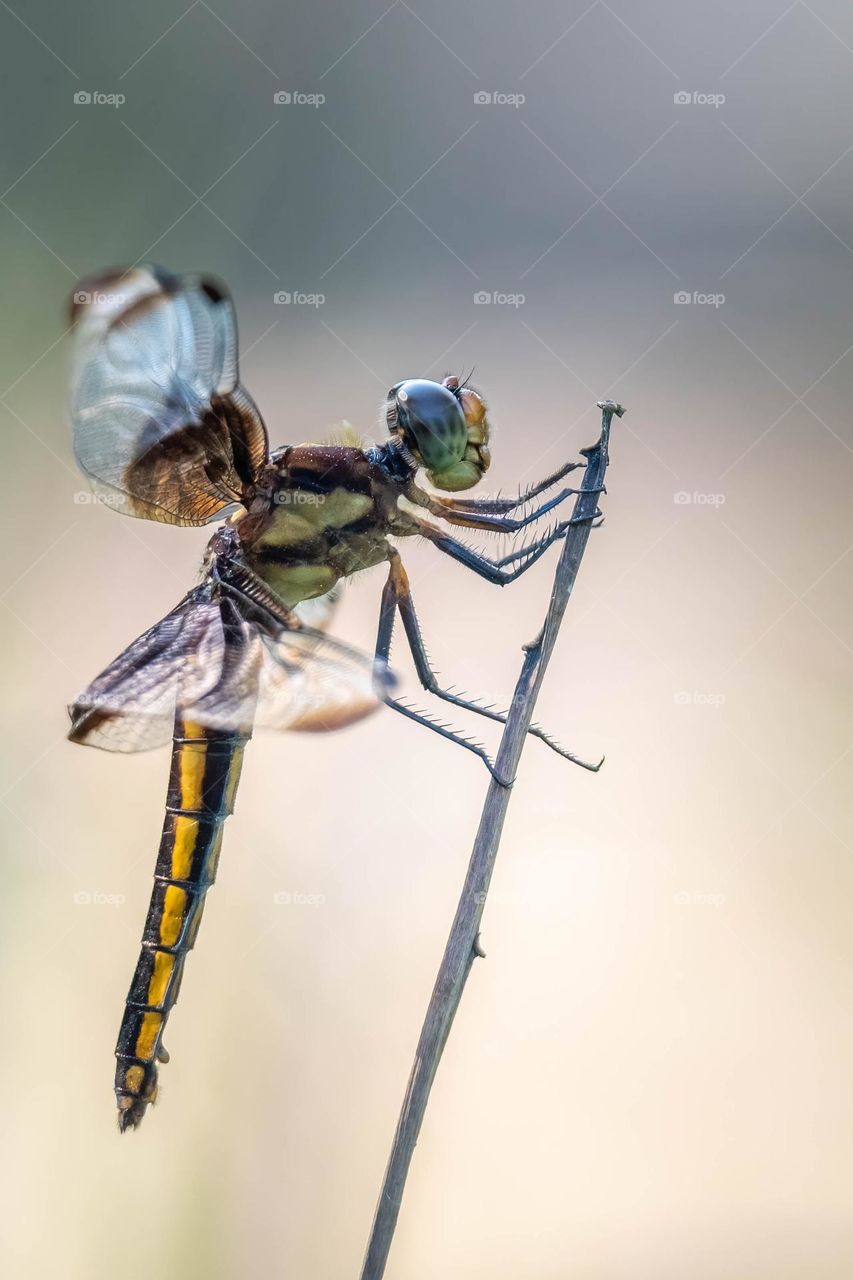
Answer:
[{"xmin": 234, "ymin": 445, "xmax": 407, "ymax": 607}]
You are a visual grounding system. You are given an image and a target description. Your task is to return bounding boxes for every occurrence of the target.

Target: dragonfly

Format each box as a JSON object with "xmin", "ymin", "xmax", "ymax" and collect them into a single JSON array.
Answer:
[{"xmin": 67, "ymin": 265, "xmax": 602, "ymax": 1130}]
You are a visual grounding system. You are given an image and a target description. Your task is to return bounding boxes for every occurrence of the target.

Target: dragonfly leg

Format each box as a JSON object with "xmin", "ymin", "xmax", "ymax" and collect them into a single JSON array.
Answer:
[
  {"xmin": 375, "ymin": 553, "xmax": 602, "ymax": 772},
  {"xmin": 420, "ymin": 486, "xmax": 605, "ymax": 534},
  {"xmin": 487, "ymin": 511, "xmax": 611, "ymax": 569},
  {"xmin": 374, "ymin": 558, "xmax": 511, "ymax": 784},
  {"xmin": 407, "ymin": 462, "xmax": 605, "ymax": 531},
  {"xmin": 432, "ymin": 459, "xmax": 586, "ymax": 515},
  {"xmin": 414, "ymin": 509, "xmax": 601, "ymax": 585}
]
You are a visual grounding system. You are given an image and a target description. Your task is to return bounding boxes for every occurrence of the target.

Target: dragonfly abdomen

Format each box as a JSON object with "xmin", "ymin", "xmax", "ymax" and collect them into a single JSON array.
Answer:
[{"xmin": 114, "ymin": 718, "xmax": 248, "ymax": 1131}]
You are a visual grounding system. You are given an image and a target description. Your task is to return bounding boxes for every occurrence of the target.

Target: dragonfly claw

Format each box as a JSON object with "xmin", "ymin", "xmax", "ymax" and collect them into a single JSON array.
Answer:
[{"xmin": 487, "ymin": 759, "xmax": 515, "ymax": 788}]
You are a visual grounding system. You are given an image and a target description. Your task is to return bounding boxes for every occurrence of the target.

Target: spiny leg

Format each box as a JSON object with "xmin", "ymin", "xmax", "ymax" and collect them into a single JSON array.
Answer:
[
  {"xmin": 437, "ymin": 459, "xmax": 586, "ymax": 514},
  {"xmin": 490, "ymin": 514, "xmax": 606, "ymax": 569},
  {"xmin": 414, "ymin": 508, "xmax": 601, "ymax": 586},
  {"xmin": 379, "ymin": 552, "xmax": 602, "ymax": 771},
  {"xmin": 416, "ymin": 484, "xmax": 604, "ymax": 535},
  {"xmin": 373, "ymin": 562, "xmax": 510, "ymax": 785}
]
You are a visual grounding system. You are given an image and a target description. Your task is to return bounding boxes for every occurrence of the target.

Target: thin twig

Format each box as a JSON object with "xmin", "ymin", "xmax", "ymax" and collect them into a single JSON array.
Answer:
[{"xmin": 360, "ymin": 400, "xmax": 625, "ymax": 1278}]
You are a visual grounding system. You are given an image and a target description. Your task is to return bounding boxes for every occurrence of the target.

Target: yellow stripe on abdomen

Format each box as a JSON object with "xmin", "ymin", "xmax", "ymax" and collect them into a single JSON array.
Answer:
[
  {"xmin": 179, "ymin": 742, "xmax": 207, "ymax": 812},
  {"xmin": 145, "ymin": 950, "xmax": 175, "ymax": 1008},
  {"xmin": 170, "ymin": 814, "xmax": 200, "ymax": 880},
  {"xmin": 223, "ymin": 746, "xmax": 245, "ymax": 815},
  {"xmin": 134, "ymin": 1011, "xmax": 163, "ymax": 1060},
  {"xmin": 159, "ymin": 884, "xmax": 189, "ymax": 947},
  {"xmin": 114, "ymin": 715, "xmax": 251, "ymax": 1131}
]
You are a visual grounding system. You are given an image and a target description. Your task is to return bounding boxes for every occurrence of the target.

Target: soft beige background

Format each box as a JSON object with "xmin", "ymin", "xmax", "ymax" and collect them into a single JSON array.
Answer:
[{"xmin": 0, "ymin": 1, "xmax": 851, "ymax": 1276}]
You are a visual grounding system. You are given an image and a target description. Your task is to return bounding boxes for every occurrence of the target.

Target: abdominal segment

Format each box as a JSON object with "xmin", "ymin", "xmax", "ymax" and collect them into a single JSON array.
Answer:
[{"xmin": 114, "ymin": 719, "xmax": 247, "ymax": 1130}]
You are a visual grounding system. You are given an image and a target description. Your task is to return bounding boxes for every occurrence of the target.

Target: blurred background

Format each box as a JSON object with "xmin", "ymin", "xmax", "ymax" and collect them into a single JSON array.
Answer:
[{"xmin": 1, "ymin": 1, "xmax": 852, "ymax": 1276}]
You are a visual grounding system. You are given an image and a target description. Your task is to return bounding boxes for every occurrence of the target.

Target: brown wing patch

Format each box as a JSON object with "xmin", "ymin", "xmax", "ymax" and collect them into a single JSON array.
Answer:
[
  {"xmin": 286, "ymin": 696, "xmax": 378, "ymax": 732},
  {"xmin": 69, "ymin": 560, "xmax": 382, "ymax": 754},
  {"xmin": 70, "ymin": 264, "xmax": 269, "ymax": 526}
]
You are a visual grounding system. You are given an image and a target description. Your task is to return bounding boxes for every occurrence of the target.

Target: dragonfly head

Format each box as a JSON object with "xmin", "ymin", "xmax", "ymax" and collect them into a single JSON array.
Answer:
[{"xmin": 385, "ymin": 375, "xmax": 491, "ymax": 491}]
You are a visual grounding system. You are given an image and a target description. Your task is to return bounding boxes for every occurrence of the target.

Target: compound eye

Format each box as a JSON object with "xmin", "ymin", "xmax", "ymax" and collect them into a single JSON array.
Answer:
[{"xmin": 392, "ymin": 378, "xmax": 467, "ymax": 473}]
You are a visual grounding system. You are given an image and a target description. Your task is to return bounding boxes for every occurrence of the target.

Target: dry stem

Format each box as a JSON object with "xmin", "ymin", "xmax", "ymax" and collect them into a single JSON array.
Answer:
[{"xmin": 360, "ymin": 400, "xmax": 624, "ymax": 1279}]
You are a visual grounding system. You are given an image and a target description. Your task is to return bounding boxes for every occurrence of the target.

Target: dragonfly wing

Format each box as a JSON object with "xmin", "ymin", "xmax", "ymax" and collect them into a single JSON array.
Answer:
[
  {"xmin": 177, "ymin": 590, "xmax": 380, "ymax": 733},
  {"xmin": 69, "ymin": 584, "xmax": 380, "ymax": 752},
  {"xmin": 70, "ymin": 265, "xmax": 268, "ymax": 525},
  {"xmin": 68, "ymin": 592, "xmax": 228, "ymax": 751},
  {"xmin": 255, "ymin": 624, "xmax": 379, "ymax": 733},
  {"xmin": 293, "ymin": 584, "xmax": 343, "ymax": 631},
  {"xmin": 286, "ymin": 584, "xmax": 380, "ymax": 727}
]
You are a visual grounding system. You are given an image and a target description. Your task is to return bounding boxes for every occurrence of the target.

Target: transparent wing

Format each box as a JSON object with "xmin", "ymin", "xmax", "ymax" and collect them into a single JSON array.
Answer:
[
  {"xmin": 68, "ymin": 592, "xmax": 230, "ymax": 751},
  {"xmin": 68, "ymin": 587, "xmax": 379, "ymax": 753},
  {"xmin": 69, "ymin": 265, "xmax": 268, "ymax": 526},
  {"xmin": 255, "ymin": 626, "xmax": 378, "ymax": 733},
  {"xmin": 284, "ymin": 585, "xmax": 378, "ymax": 729},
  {"xmin": 293, "ymin": 584, "xmax": 343, "ymax": 631}
]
